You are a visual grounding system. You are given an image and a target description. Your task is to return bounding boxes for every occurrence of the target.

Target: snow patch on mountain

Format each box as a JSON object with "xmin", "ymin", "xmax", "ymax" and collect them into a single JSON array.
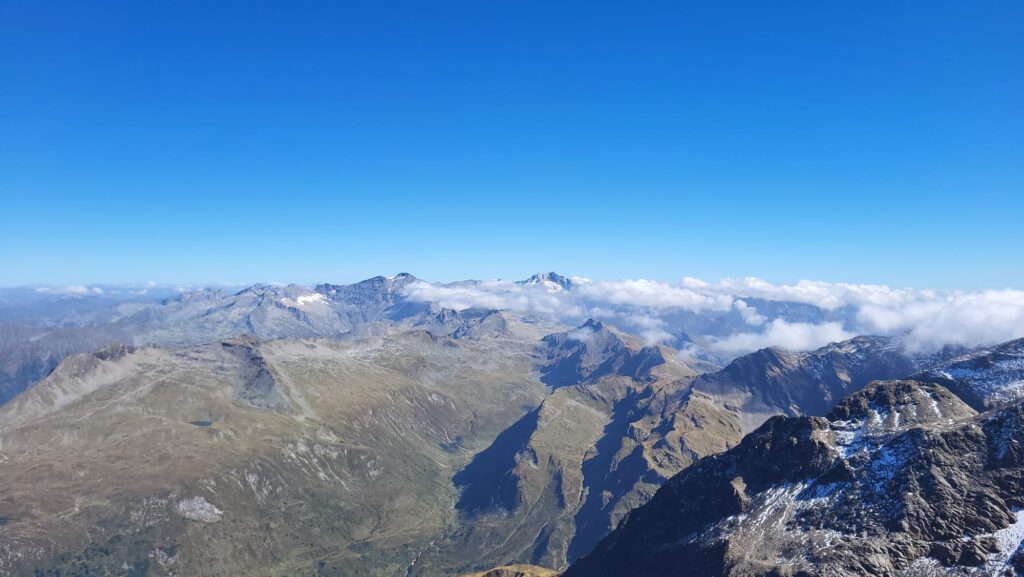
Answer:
[{"xmin": 281, "ymin": 293, "xmax": 328, "ymax": 308}]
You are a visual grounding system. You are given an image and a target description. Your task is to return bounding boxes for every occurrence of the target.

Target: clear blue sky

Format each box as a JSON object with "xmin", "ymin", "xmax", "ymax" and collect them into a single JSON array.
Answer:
[{"xmin": 1, "ymin": 1, "xmax": 1021, "ymax": 288}]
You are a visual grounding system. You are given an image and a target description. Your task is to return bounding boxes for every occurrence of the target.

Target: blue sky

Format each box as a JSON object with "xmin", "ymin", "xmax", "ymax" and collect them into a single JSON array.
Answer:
[{"xmin": 1, "ymin": 1, "xmax": 1021, "ymax": 288}]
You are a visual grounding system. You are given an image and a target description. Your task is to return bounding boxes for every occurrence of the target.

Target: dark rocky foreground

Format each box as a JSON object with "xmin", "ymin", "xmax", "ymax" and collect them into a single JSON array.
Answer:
[{"xmin": 566, "ymin": 380, "xmax": 1024, "ymax": 577}]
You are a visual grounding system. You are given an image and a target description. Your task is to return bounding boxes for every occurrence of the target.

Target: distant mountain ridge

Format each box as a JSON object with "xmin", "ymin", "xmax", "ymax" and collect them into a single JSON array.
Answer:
[
  {"xmin": 0, "ymin": 271, "xmax": 989, "ymax": 409},
  {"xmin": 0, "ymin": 274, "xmax": 434, "ymax": 405},
  {"xmin": 690, "ymin": 335, "xmax": 934, "ymax": 431}
]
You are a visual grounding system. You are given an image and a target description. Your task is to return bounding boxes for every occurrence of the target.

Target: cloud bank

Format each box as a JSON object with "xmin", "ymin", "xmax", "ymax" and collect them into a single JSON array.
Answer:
[
  {"xmin": 35, "ymin": 285, "xmax": 105, "ymax": 296},
  {"xmin": 402, "ymin": 276, "xmax": 1024, "ymax": 356},
  {"xmin": 707, "ymin": 320, "xmax": 855, "ymax": 355}
]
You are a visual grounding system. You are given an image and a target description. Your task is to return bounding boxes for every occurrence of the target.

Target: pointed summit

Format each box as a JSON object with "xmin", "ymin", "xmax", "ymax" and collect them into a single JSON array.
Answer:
[
  {"xmin": 516, "ymin": 271, "xmax": 573, "ymax": 291},
  {"xmin": 535, "ymin": 320, "xmax": 689, "ymax": 387}
]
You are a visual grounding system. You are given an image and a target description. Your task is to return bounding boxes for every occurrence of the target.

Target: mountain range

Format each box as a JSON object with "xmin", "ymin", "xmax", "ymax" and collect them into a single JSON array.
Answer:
[
  {"xmin": 1, "ymin": 274, "xmax": 1023, "ymax": 576},
  {"xmin": 0, "ymin": 272, "xmax": 869, "ymax": 407}
]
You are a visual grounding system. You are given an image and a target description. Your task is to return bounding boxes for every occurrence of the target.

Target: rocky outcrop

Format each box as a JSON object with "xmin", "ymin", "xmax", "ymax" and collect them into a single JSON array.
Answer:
[
  {"xmin": 416, "ymin": 307, "xmax": 512, "ymax": 340},
  {"xmin": 566, "ymin": 380, "xmax": 1024, "ymax": 577},
  {"xmin": 915, "ymin": 337, "xmax": 1024, "ymax": 410},
  {"xmin": 221, "ymin": 336, "xmax": 291, "ymax": 411}
]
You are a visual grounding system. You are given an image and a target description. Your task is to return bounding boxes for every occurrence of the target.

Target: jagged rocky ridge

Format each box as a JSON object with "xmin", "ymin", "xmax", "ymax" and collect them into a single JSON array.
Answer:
[
  {"xmin": 0, "ymin": 275, "xmax": 430, "ymax": 405},
  {"xmin": 0, "ymin": 270, "xmax": 923, "ymax": 410},
  {"xmin": 566, "ymin": 378, "xmax": 1024, "ymax": 577},
  {"xmin": 915, "ymin": 338, "xmax": 1024, "ymax": 411},
  {"xmin": 691, "ymin": 336, "xmax": 928, "ymax": 431}
]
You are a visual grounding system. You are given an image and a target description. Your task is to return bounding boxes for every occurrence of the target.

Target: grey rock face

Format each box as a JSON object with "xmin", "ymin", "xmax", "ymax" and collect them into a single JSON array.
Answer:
[
  {"xmin": 692, "ymin": 336, "xmax": 923, "ymax": 427},
  {"xmin": 915, "ymin": 338, "xmax": 1024, "ymax": 410},
  {"xmin": 414, "ymin": 307, "xmax": 512, "ymax": 340},
  {"xmin": 567, "ymin": 379, "xmax": 1024, "ymax": 577},
  {"xmin": 537, "ymin": 319, "xmax": 683, "ymax": 388},
  {"xmin": 221, "ymin": 337, "xmax": 291, "ymax": 411}
]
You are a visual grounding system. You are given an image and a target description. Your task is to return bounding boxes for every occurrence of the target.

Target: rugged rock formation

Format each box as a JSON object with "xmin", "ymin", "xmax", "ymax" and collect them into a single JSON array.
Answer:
[
  {"xmin": 691, "ymin": 336, "xmax": 922, "ymax": 429},
  {"xmin": 536, "ymin": 319, "xmax": 696, "ymax": 388},
  {"xmin": 431, "ymin": 334, "xmax": 942, "ymax": 574},
  {"xmin": 567, "ymin": 380, "xmax": 1024, "ymax": 577},
  {"xmin": 915, "ymin": 338, "xmax": 1024, "ymax": 410}
]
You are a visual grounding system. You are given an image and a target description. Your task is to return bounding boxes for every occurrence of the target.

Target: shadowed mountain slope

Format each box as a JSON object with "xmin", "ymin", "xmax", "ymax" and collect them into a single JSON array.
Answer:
[{"xmin": 0, "ymin": 329, "xmax": 548, "ymax": 577}]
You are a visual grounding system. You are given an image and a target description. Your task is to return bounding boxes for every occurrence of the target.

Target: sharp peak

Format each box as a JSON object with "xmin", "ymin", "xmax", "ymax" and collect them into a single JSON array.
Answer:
[
  {"xmin": 517, "ymin": 271, "xmax": 573, "ymax": 289},
  {"xmin": 530, "ymin": 271, "xmax": 566, "ymax": 279},
  {"xmin": 562, "ymin": 319, "xmax": 636, "ymax": 344},
  {"xmin": 360, "ymin": 272, "xmax": 420, "ymax": 283},
  {"xmin": 544, "ymin": 318, "xmax": 617, "ymax": 343}
]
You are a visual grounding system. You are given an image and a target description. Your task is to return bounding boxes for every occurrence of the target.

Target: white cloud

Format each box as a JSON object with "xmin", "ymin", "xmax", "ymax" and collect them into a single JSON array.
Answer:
[
  {"xmin": 35, "ymin": 285, "xmax": 104, "ymax": 296},
  {"xmin": 638, "ymin": 328, "xmax": 674, "ymax": 346},
  {"xmin": 711, "ymin": 277, "xmax": 916, "ymax": 311},
  {"xmin": 858, "ymin": 289, "xmax": 1024, "ymax": 352},
  {"xmin": 402, "ymin": 280, "xmax": 585, "ymax": 317},
  {"xmin": 617, "ymin": 312, "xmax": 674, "ymax": 345},
  {"xmin": 733, "ymin": 300, "xmax": 767, "ymax": 326},
  {"xmin": 566, "ymin": 326, "xmax": 596, "ymax": 343},
  {"xmin": 708, "ymin": 320, "xmax": 855, "ymax": 355},
  {"xmin": 402, "ymin": 275, "xmax": 1024, "ymax": 356},
  {"xmin": 574, "ymin": 279, "xmax": 735, "ymax": 311}
]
